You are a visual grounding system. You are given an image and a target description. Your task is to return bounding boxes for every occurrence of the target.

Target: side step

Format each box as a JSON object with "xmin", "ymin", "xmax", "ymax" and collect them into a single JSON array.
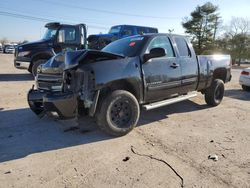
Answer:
[{"xmin": 143, "ymin": 92, "xmax": 197, "ymax": 110}]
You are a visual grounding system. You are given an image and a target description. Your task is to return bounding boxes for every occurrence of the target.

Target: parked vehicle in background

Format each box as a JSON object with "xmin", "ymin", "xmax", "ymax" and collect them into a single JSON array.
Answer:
[
  {"xmin": 14, "ymin": 22, "xmax": 87, "ymax": 76},
  {"xmin": 239, "ymin": 67, "xmax": 250, "ymax": 91},
  {"xmin": 3, "ymin": 44, "xmax": 15, "ymax": 54},
  {"xmin": 87, "ymin": 25, "xmax": 158, "ymax": 50},
  {"xmin": 28, "ymin": 34, "xmax": 232, "ymax": 136},
  {"xmin": 0, "ymin": 43, "xmax": 2, "ymax": 52}
]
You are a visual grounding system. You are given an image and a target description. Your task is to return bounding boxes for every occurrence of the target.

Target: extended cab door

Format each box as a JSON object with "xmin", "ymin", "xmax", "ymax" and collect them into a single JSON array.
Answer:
[
  {"xmin": 173, "ymin": 36, "xmax": 199, "ymax": 93},
  {"xmin": 142, "ymin": 36, "xmax": 182, "ymax": 102}
]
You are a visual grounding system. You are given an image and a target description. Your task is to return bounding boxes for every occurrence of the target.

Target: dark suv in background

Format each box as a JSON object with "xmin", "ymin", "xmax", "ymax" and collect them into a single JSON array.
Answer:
[{"xmin": 87, "ymin": 25, "xmax": 158, "ymax": 50}]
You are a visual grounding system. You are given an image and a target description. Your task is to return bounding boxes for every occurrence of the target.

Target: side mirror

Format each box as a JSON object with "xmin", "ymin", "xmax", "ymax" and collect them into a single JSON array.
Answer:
[
  {"xmin": 58, "ymin": 30, "xmax": 65, "ymax": 43},
  {"xmin": 143, "ymin": 47, "xmax": 166, "ymax": 62}
]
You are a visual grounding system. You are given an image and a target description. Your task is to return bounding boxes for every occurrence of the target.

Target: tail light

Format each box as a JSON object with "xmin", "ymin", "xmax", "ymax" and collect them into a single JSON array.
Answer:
[{"xmin": 241, "ymin": 71, "xmax": 249, "ymax": 76}]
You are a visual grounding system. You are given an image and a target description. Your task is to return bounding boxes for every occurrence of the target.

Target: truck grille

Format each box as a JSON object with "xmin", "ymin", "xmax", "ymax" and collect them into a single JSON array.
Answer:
[{"xmin": 37, "ymin": 73, "xmax": 63, "ymax": 91}]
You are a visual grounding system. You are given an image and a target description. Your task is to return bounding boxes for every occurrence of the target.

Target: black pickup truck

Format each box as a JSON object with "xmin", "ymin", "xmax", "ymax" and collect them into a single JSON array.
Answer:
[
  {"xmin": 14, "ymin": 22, "xmax": 87, "ymax": 76},
  {"xmin": 28, "ymin": 34, "xmax": 231, "ymax": 136}
]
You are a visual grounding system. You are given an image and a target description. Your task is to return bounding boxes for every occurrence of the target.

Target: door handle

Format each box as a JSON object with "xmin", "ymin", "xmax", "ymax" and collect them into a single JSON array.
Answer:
[{"xmin": 170, "ymin": 63, "xmax": 179, "ymax": 68}]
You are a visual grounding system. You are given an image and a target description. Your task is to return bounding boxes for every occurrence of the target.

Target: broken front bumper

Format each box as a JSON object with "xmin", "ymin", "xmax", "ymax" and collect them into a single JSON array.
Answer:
[{"xmin": 28, "ymin": 88, "xmax": 78, "ymax": 119}]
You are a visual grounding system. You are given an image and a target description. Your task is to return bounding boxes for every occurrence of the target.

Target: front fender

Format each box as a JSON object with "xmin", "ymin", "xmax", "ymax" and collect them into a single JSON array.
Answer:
[{"xmin": 88, "ymin": 57, "xmax": 143, "ymax": 102}]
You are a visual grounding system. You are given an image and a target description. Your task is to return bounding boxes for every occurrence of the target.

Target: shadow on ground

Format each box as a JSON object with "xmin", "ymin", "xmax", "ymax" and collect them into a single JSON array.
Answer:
[
  {"xmin": 138, "ymin": 100, "xmax": 208, "ymax": 126},
  {"xmin": 0, "ymin": 100, "xmax": 208, "ymax": 163},
  {"xmin": 0, "ymin": 108, "xmax": 111, "ymax": 163},
  {"xmin": 0, "ymin": 73, "xmax": 33, "ymax": 81},
  {"xmin": 224, "ymin": 89, "xmax": 250, "ymax": 101}
]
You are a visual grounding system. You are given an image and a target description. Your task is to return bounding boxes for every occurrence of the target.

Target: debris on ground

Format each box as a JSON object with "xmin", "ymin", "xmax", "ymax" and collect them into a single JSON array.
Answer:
[
  {"xmin": 80, "ymin": 129, "xmax": 91, "ymax": 134},
  {"xmin": 63, "ymin": 126, "xmax": 79, "ymax": 132},
  {"xmin": 4, "ymin": 170, "xmax": 11, "ymax": 174},
  {"xmin": 122, "ymin": 156, "xmax": 130, "ymax": 162},
  {"xmin": 208, "ymin": 154, "xmax": 218, "ymax": 161}
]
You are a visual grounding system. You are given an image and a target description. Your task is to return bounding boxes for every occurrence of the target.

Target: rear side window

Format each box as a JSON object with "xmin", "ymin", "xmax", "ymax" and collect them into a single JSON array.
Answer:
[
  {"xmin": 122, "ymin": 26, "xmax": 134, "ymax": 36},
  {"xmin": 147, "ymin": 36, "xmax": 175, "ymax": 57},
  {"xmin": 174, "ymin": 37, "xmax": 191, "ymax": 57},
  {"xmin": 137, "ymin": 27, "xmax": 148, "ymax": 35},
  {"xmin": 147, "ymin": 28, "xmax": 158, "ymax": 33}
]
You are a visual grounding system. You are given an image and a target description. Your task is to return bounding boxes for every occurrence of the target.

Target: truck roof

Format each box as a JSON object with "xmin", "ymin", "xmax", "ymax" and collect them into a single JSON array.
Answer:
[
  {"xmin": 135, "ymin": 33, "xmax": 188, "ymax": 38},
  {"xmin": 111, "ymin": 24, "xmax": 158, "ymax": 30},
  {"xmin": 45, "ymin": 22, "xmax": 86, "ymax": 28}
]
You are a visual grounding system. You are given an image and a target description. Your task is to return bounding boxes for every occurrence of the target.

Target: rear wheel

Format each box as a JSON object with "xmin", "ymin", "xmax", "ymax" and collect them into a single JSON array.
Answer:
[
  {"xmin": 242, "ymin": 85, "xmax": 250, "ymax": 91},
  {"xmin": 96, "ymin": 90, "xmax": 140, "ymax": 136},
  {"xmin": 32, "ymin": 59, "xmax": 47, "ymax": 77},
  {"xmin": 205, "ymin": 79, "xmax": 225, "ymax": 106}
]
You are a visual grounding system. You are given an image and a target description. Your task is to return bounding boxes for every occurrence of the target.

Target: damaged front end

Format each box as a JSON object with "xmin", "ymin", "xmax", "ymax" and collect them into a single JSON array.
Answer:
[
  {"xmin": 28, "ymin": 87, "xmax": 78, "ymax": 119},
  {"xmin": 28, "ymin": 49, "xmax": 123, "ymax": 119}
]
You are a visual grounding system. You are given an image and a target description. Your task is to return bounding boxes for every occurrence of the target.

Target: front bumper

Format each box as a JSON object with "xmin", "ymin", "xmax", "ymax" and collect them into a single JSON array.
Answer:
[
  {"xmin": 28, "ymin": 88, "xmax": 78, "ymax": 119},
  {"xmin": 14, "ymin": 57, "xmax": 31, "ymax": 70}
]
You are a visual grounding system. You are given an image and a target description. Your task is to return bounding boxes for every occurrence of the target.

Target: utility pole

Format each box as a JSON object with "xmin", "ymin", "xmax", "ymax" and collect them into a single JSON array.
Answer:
[{"xmin": 213, "ymin": 16, "xmax": 220, "ymax": 41}]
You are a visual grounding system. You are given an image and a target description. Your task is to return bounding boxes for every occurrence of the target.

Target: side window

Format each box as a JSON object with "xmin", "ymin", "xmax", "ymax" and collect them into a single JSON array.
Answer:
[
  {"xmin": 122, "ymin": 26, "xmax": 134, "ymax": 36},
  {"xmin": 147, "ymin": 28, "xmax": 158, "ymax": 33},
  {"xmin": 137, "ymin": 27, "xmax": 147, "ymax": 35},
  {"xmin": 147, "ymin": 36, "xmax": 175, "ymax": 57},
  {"xmin": 59, "ymin": 27, "xmax": 76, "ymax": 43},
  {"xmin": 174, "ymin": 37, "xmax": 191, "ymax": 57}
]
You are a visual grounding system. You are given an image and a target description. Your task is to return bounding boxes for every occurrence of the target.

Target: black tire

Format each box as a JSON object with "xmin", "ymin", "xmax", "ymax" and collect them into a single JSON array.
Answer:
[
  {"xmin": 32, "ymin": 59, "xmax": 47, "ymax": 77},
  {"xmin": 205, "ymin": 79, "xmax": 225, "ymax": 106},
  {"xmin": 96, "ymin": 90, "xmax": 140, "ymax": 136},
  {"xmin": 242, "ymin": 85, "xmax": 250, "ymax": 92}
]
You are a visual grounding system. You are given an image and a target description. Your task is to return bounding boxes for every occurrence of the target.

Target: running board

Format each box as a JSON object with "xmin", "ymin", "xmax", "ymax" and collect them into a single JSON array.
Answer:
[{"xmin": 143, "ymin": 92, "xmax": 197, "ymax": 110}]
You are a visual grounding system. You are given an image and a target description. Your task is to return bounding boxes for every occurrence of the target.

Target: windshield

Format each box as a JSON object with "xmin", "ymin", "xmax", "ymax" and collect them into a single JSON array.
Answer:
[
  {"xmin": 43, "ymin": 28, "xmax": 57, "ymax": 40},
  {"xmin": 108, "ymin": 26, "xmax": 121, "ymax": 34},
  {"xmin": 102, "ymin": 36, "xmax": 146, "ymax": 57}
]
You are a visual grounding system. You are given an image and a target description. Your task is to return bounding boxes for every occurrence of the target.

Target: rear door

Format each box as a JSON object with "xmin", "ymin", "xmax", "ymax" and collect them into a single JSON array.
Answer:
[
  {"xmin": 173, "ymin": 36, "xmax": 198, "ymax": 93},
  {"xmin": 142, "ymin": 36, "xmax": 182, "ymax": 102}
]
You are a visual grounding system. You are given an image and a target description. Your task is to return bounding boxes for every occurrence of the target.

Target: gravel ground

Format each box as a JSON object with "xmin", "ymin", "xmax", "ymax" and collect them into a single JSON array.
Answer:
[{"xmin": 0, "ymin": 53, "xmax": 250, "ymax": 188}]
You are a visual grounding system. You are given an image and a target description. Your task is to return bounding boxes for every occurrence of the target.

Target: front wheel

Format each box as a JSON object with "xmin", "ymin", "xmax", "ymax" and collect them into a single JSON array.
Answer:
[
  {"xmin": 205, "ymin": 79, "xmax": 225, "ymax": 106},
  {"xmin": 96, "ymin": 90, "xmax": 140, "ymax": 136},
  {"xmin": 32, "ymin": 59, "xmax": 47, "ymax": 77}
]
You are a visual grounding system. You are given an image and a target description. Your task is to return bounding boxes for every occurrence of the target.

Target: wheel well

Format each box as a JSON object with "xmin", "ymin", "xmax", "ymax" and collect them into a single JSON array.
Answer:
[
  {"xmin": 100, "ymin": 80, "xmax": 140, "ymax": 101},
  {"xmin": 213, "ymin": 68, "xmax": 227, "ymax": 83},
  {"xmin": 29, "ymin": 53, "xmax": 52, "ymax": 71}
]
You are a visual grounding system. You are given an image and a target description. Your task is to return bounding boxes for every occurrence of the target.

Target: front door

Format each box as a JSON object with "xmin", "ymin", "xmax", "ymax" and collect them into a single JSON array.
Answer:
[{"xmin": 142, "ymin": 36, "xmax": 182, "ymax": 102}]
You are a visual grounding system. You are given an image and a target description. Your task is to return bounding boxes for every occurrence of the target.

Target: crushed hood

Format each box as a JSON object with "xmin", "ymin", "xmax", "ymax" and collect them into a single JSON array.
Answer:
[
  {"xmin": 64, "ymin": 50, "xmax": 124, "ymax": 70},
  {"xmin": 39, "ymin": 50, "xmax": 125, "ymax": 74}
]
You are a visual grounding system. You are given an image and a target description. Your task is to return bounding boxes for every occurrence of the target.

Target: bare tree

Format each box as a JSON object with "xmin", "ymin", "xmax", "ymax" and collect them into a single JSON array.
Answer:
[
  {"xmin": 228, "ymin": 17, "xmax": 250, "ymax": 36},
  {"xmin": 223, "ymin": 17, "xmax": 250, "ymax": 65},
  {"xmin": 0, "ymin": 37, "xmax": 8, "ymax": 45}
]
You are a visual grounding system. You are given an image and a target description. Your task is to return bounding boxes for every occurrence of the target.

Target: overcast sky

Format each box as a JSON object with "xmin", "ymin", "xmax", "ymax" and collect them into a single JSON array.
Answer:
[{"xmin": 0, "ymin": 0, "xmax": 249, "ymax": 42}]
